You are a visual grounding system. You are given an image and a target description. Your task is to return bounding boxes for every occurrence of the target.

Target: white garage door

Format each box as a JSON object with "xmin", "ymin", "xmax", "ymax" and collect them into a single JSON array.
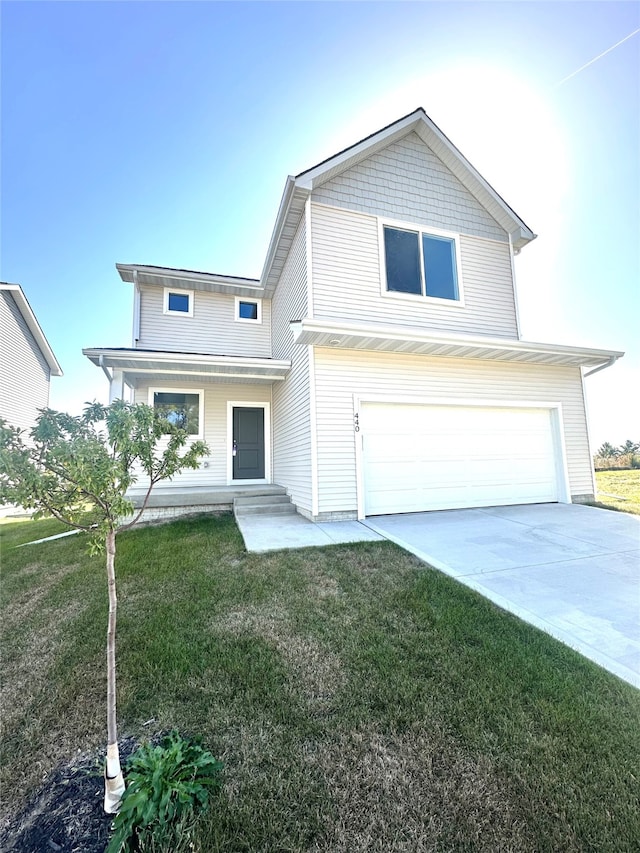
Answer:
[{"xmin": 362, "ymin": 403, "xmax": 560, "ymax": 515}]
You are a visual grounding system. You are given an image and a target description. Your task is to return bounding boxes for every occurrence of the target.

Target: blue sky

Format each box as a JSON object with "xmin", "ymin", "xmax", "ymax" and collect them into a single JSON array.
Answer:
[{"xmin": 2, "ymin": 1, "xmax": 638, "ymax": 448}]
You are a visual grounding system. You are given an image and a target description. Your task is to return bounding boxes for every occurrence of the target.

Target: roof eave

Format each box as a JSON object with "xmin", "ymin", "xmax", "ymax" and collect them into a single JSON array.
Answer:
[
  {"xmin": 1, "ymin": 283, "xmax": 63, "ymax": 376},
  {"xmin": 289, "ymin": 319, "xmax": 623, "ymax": 369},
  {"xmin": 82, "ymin": 347, "xmax": 291, "ymax": 382},
  {"xmin": 116, "ymin": 264, "xmax": 264, "ymax": 297}
]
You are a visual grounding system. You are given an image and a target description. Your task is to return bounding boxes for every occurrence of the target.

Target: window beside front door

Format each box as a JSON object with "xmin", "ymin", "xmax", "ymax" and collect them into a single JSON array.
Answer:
[
  {"xmin": 232, "ymin": 407, "xmax": 265, "ymax": 479},
  {"xmin": 381, "ymin": 222, "xmax": 461, "ymax": 303},
  {"xmin": 150, "ymin": 389, "xmax": 203, "ymax": 437}
]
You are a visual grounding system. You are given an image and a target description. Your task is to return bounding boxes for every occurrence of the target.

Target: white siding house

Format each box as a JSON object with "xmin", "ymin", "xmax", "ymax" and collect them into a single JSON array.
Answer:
[
  {"xmin": 84, "ymin": 108, "xmax": 622, "ymax": 519},
  {"xmin": 0, "ymin": 283, "xmax": 62, "ymax": 434}
]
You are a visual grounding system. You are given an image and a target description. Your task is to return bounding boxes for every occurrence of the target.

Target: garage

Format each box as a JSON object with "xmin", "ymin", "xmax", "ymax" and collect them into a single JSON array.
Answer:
[{"xmin": 361, "ymin": 402, "xmax": 564, "ymax": 515}]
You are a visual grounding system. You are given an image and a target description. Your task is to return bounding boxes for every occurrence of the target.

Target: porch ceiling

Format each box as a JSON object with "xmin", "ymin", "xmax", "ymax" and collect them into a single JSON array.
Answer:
[
  {"xmin": 290, "ymin": 319, "xmax": 624, "ymax": 369},
  {"xmin": 83, "ymin": 348, "xmax": 290, "ymax": 384}
]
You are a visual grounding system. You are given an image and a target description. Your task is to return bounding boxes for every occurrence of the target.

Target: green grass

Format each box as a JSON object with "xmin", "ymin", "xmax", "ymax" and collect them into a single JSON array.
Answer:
[
  {"xmin": 594, "ymin": 469, "xmax": 640, "ymax": 514},
  {"xmin": 1, "ymin": 514, "xmax": 639, "ymax": 852}
]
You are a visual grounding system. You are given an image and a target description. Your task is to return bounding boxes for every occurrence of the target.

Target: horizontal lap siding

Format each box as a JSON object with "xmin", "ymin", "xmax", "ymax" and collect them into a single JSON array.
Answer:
[
  {"xmin": 271, "ymin": 218, "xmax": 312, "ymax": 512},
  {"xmin": 311, "ymin": 204, "xmax": 518, "ymax": 338},
  {"xmin": 311, "ymin": 132, "xmax": 507, "ymax": 242},
  {"xmin": 313, "ymin": 348, "xmax": 592, "ymax": 514},
  {"xmin": 0, "ymin": 291, "xmax": 50, "ymax": 433},
  {"xmin": 137, "ymin": 287, "xmax": 271, "ymax": 357},
  {"xmin": 133, "ymin": 381, "xmax": 271, "ymax": 488}
]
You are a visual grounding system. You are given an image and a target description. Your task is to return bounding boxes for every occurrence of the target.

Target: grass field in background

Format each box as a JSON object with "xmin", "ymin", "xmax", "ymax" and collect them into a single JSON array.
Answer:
[
  {"xmin": 594, "ymin": 469, "xmax": 640, "ymax": 515},
  {"xmin": 1, "ymin": 514, "xmax": 639, "ymax": 851}
]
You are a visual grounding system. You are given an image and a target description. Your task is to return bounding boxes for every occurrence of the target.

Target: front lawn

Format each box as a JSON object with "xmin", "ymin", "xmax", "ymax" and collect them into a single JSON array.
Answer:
[
  {"xmin": 1, "ymin": 515, "xmax": 639, "ymax": 851},
  {"xmin": 594, "ymin": 469, "xmax": 640, "ymax": 514}
]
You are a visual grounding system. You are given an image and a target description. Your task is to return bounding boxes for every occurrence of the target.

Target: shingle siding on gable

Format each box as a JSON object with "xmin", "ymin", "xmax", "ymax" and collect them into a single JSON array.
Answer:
[
  {"xmin": 310, "ymin": 203, "xmax": 518, "ymax": 338},
  {"xmin": 311, "ymin": 132, "xmax": 508, "ymax": 242},
  {"xmin": 137, "ymin": 286, "xmax": 271, "ymax": 357},
  {"xmin": 0, "ymin": 291, "xmax": 50, "ymax": 433},
  {"xmin": 270, "ymin": 217, "xmax": 313, "ymax": 513}
]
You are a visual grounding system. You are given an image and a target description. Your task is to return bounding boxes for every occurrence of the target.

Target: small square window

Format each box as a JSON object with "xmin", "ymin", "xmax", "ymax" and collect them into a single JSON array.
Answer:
[
  {"xmin": 163, "ymin": 288, "xmax": 193, "ymax": 316},
  {"xmin": 235, "ymin": 296, "xmax": 261, "ymax": 323},
  {"xmin": 168, "ymin": 292, "xmax": 189, "ymax": 312}
]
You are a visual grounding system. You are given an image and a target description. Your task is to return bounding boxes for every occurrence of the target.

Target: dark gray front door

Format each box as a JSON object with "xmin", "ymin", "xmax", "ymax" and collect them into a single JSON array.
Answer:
[{"xmin": 233, "ymin": 407, "xmax": 265, "ymax": 479}]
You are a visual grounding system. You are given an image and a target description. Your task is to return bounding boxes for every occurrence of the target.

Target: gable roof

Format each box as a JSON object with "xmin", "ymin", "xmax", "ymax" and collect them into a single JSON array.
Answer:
[
  {"xmin": 0, "ymin": 283, "xmax": 63, "ymax": 376},
  {"xmin": 260, "ymin": 107, "xmax": 536, "ymax": 294}
]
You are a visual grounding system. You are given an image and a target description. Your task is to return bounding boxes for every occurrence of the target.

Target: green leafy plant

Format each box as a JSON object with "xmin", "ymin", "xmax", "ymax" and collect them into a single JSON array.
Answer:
[{"xmin": 107, "ymin": 731, "xmax": 223, "ymax": 853}]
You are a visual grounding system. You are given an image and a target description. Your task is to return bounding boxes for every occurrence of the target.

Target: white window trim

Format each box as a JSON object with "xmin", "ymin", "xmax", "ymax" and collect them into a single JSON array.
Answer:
[
  {"xmin": 163, "ymin": 287, "xmax": 194, "ymax": 317},
  {"xmin": 148, "ymin": 386, "xmax": 205, "ymax": 439},
  {"xmin": 235, "ymin": 296, "xmax": 262, "ymax": 324},
  {"xmin": 226, "ymin": 401, "xmax": 271, "ymax": 485},
  {"xmin": 378, "ymin": 217, "xmax": 465, "ymax": 307}
]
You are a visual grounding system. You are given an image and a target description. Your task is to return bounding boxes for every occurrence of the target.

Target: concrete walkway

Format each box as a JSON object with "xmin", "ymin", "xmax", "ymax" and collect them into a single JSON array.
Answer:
[
  {"xmin": 365, "ymin": 504, "xmax": 640, "ymax": 688},
  {"xmin": 236, "ymin": 512, "xmax": 384, "ymax": 552}
]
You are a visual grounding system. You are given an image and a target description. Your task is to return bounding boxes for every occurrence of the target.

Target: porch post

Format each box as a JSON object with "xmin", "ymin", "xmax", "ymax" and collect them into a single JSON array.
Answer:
[{"xmin": 109, "ymin": 370, "xmax": 126, "ymax": 403}]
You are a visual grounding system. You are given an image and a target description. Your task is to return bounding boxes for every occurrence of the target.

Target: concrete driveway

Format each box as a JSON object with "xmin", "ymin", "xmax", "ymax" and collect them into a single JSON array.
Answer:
[{"xmin": 364, "ymin": 504, "xmax": 640, "ymax": 688}]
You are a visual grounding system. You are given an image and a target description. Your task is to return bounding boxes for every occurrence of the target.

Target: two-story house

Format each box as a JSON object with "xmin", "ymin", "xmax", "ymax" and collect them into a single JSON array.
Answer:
[
  {"xmin": 84, "ymin": 108, "xmax": 622, "ymax": 521},
  {"xmin": 1, "ymin": 282, "xmax": 63, "ymax": 434}
]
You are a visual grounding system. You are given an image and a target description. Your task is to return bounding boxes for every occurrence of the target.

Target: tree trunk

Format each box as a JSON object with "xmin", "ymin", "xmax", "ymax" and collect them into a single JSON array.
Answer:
[{"xmin": 104, "ymin": 528, "xmax": 125, "ymax": 813}]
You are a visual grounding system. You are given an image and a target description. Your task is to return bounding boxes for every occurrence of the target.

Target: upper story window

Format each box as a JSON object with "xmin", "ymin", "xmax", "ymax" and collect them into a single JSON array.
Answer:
[
  {"xmin": 150, "ymin": 388, "xmax": 203, "ymax": 437},
  {"xmin": 235, "ymin": 296, "xmax": 262, "ymax": 324},
  {"xmin": 381, "ymin": 222, "xmax": 462, "ymax": 303},
  {"xmin": 163, "ymin": 287, "xmax": 194, "ymax": 316}
]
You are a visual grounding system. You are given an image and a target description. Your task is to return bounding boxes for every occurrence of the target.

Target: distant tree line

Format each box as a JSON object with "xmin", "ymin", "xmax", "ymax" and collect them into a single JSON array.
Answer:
[{"xmin": 594, "ymin": 440, "xmax": 640, "ymax": 470}]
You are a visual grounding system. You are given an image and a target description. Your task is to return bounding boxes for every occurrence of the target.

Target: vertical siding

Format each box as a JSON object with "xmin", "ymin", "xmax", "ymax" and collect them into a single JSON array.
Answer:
[
  {"xmin": 137, "ymin": 287, "xmax": 271, "ymax": 357},
  {"xmin": 311, "ymin": 203, "xmax": 518, "ymax": 338},
  {"xmin": 0, "ymin": 291, "xmax": 50, "ymax": 433},
  {"xmin": 311, "ymin": 132, "xmax": 507, "ymax": 242},
  {"xmin": 270, "ymin": 217, "xmax": 312, "ymax": 512},
  {"xmin": 313, "ymin": 348, "xmax": 593, "ymax": 514},
  {"xmin": 132, "ymin": 380, "xmax": 271, "ymax": 488}
]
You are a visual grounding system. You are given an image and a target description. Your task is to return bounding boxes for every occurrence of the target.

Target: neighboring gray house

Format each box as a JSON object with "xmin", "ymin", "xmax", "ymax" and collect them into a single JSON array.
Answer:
[
  {"xmin": 84, "ymin": 109, "xmax": 622, "ymax": 521},
  {"xmin": 1, "ymin": 282, "xmax": 62, "ymax": 433}
]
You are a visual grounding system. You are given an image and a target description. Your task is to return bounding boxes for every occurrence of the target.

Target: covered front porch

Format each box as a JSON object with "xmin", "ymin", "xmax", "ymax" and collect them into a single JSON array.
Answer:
[{"xmin": 83, "ymin": 346, "xmax": 292, "ymax": 493}]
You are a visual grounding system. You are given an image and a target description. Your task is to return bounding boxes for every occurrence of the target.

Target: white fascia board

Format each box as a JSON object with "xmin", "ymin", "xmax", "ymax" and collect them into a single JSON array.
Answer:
[
  {"xmin": 289, "ymin": 318, "xmax": 624, "ymax": 367},
  {"xmin": 1, "ymin": 283, "xmax": 63, "ymax": 375},
  {"xmin": 116, "ymin": 264, "xmax": 264, "ymax": 296},
  {"xmin": 82, "ymin": 348, "xmax": 291, "ymax": 373}
]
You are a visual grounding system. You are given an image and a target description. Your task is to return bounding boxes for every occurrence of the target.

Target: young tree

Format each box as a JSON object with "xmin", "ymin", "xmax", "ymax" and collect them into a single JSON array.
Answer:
[{"xmin": 0, "ymin": 401, "xmax": 208, "ymax": 813}]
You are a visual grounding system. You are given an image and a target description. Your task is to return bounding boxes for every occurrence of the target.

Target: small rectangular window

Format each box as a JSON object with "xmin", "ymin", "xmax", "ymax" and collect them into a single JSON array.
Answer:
[
  {"xmin": 153, "ymin": 391, "xmax": 200, "ymax": 435},
  {"xmin": 163, "ymin": 288, "xmax": 194, "ymax": 316},
  {"xmin": 235, "ymin": 296, "xmax": 262, "ymax": 323}
]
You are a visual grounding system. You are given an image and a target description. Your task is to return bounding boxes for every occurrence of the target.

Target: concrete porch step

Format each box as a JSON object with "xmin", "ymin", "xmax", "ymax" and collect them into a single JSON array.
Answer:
[{"xmin": 234, "ymin": 493, "xmax": 296, "ymax": 516}]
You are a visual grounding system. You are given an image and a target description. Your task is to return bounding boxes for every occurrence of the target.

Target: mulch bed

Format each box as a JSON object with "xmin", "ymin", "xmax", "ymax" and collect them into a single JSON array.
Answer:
[{"xmin": 0, "ymin": 736, "xmax": 142, "ymax": 853}]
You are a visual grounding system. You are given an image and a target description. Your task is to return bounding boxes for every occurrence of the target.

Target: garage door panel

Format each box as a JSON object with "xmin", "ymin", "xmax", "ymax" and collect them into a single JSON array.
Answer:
[{"xmin": 362, "ymin": 403, "xmax": 559, "ymax": 515}]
